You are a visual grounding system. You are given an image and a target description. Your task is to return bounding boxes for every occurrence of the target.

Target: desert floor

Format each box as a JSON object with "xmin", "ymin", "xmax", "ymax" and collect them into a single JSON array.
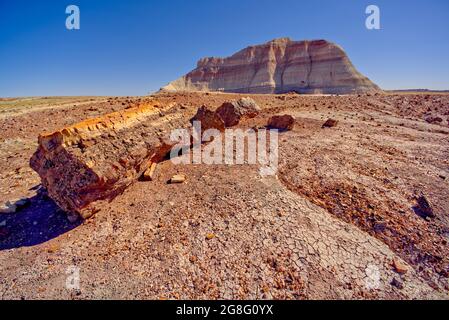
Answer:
[{"xmin": 0, "ymin": 92, "xmax": 448, "ymax": 299}]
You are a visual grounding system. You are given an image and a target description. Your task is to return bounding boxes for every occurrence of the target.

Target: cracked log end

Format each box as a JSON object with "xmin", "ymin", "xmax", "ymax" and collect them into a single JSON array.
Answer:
[{"xmin": 30, "ymin": 100, "xmax": 190, "ymax": 219}]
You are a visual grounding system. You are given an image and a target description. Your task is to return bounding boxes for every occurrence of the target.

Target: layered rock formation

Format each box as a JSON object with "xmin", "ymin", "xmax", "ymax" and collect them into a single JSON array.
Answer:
[
  {"xmin": 30, "ymin": 101, "xmax": 191, "ymax": 219},
  {"xmin": 161, "ymin": 38, "xmax": 380, "ymax": 94}
]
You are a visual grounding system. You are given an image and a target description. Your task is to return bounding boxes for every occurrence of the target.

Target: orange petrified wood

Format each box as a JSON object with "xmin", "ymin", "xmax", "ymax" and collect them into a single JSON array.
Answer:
[{"xmin": 30, "ymin": 100, "xmax": 190, "ymax": 220}]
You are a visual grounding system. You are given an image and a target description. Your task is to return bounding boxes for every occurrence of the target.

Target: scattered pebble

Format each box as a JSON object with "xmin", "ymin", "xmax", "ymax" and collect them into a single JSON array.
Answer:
[
  {"xmin": 393, "ymin": 258, "xmax": 408, "ymax": 274},
  {"xmin": 170, "ymin": 174, "xmax": 186, "ymax": 184},
  {"xmin": 415, "ymin": 194, "xmax": 435, "ymax": 219},
  {"xmin": 0, "ymin": 202, "xmax": 17, "ymax": 214},
  {"xmin": 390, "ymin": 277, "xmax": 404, "ymax": 289},
  {"xmin": 322, "ymin": 118, "xmax": 338, "ymax": 128},
  {"xmin": 142, "ymin": 162, "xmax": 157, "ymax": 181},
  {"xmin": 205, "ymin": 233, "xmax": 215, "ymax": 240}
]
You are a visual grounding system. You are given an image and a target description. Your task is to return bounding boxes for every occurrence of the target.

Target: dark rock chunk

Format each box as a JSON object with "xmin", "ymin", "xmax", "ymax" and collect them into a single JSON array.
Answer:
[
  {"xmin": 424, "ymin": 116, "xmax": 443, "ymax": 124},
  {"xmin": 390, "ymin": 277, "xmax": 404, "ymax": 289},
  {"xmin": 216, "ymin": 97, "xmax": 261, "ymax": 127},
  {"xmin": 322, "ymin": 118, "xmax": 338, "ymax": 128},
  {"xmin": 191, "ymin": 105, "xmax": 225, "ymax": 132},
  {"xmin": 414, "ymin": 194, "xmax": 435, "ymax": 219},
  {"xmin": 267, "ymin": 115, "xmax": 295, "ymax": 131},
  {"xmin": 392, "ymin": 258, "xmax": 408, "ymax": 274}
]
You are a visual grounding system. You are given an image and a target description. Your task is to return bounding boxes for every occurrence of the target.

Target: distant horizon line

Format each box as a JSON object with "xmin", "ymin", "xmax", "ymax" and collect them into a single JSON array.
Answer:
[{"xmin": 2, "ymin": 88, "xmax": 449, "ymax": 99}]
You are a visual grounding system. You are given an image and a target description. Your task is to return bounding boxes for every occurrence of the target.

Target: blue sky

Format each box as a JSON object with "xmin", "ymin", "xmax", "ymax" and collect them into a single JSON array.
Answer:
[{"xmin": 0, "ymin": 0, "xmax": 448, "ymax": 97}]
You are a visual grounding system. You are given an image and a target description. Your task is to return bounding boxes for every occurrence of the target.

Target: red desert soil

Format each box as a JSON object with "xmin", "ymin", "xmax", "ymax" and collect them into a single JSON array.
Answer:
[{"xmin": 0, "ymin": 92, "xmax": 448, "ymax": 299}]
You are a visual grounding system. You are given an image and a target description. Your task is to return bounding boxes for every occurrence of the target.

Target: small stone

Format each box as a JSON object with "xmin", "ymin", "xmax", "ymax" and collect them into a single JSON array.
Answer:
[
  {"xmin": 67, "ymin": 212, "xmax": 79, "ymax": 223},
  {"xmin": 170, "ymin": 174, "xmax": 186, "ymax": 184},
  {"xmin": 322, "ymin": 118, "xmax": 338, "ymax": 128},
  {"xmin": 85, "ymin": 160, "xmax": 95, "ymax": 168},
  {"xmin": 206, "ymin": 233, "xmax": 215, "ymax": 240},
  {"xmin": 392, "ymin": 258, "xmax": 408, "ymax": 274},
  {"xmin": 415, "ymin": 194, "xmax": 435, "ymax": 218},
  {"xmin": 142, "ymin": 162, "xmax": 157, "ymax": 181},
  {"xmin": 0, "ymin": 202, "xmax": 17, "ymax": 214},
  {"xmin": 0, "ymin": 198, "xmax": 30, "ymax": 214},
  {"xmin": 79, "ymin": 139, "xmax": 95, "ymax": 149},
  {"xmin": 390, "ymin": 277, "xmax": 404, "ymax": 289},
  {"xmin": 47, "ymin": 243, "xmax": 60, "ymax": 253}
]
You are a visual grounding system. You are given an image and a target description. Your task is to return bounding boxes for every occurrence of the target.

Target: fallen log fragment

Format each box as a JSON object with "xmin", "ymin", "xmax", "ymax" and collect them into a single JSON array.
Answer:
[
  {"xmin": 169, "ymin": 174, "xmax": 186, "ymax": 184},
  {"xmin": 142, "ymin": 162, "xmax": 158, "ymax": 181},
  {"xmin": 30, "ymin": 100, "xmax": 191, "ymax": 220}
]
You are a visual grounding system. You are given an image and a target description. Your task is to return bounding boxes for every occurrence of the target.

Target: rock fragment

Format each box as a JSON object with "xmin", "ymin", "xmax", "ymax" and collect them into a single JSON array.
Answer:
[
  {"xmin": 390, "ymin": 277, "xmax": 404, "ymax": 289},
  {"xmin": 170, "ymin": 174, "xmax": 186, "ymax": 184},
  {"xmin": 142, "ymin": 162, "xmax": 157, "ymax": 181},
  {"xmin": 0, "ymin": 202, "xmax": 17, "ymax": 214},
  {"xmin": 322, "ymin": 118, "xmax": 338, "ymax": 128},
  {"xmin": 415, "ymin": 194, "xmax": 435, "ymax": 219},
  {"xmin": 215, "ymin": 97, "xmax": 260, "ymax": 127},
  {"xmin": 267, "ymin": 115, "xmax": 295, "ymax": 131},
  {"xmin": 206, "ymin": 233, "xmax": 215, "ymax": 240},
  {"xmin": 392, "ymin": 258, "xmax": 408, "ymax": 274},
  {"xmin": 190, "ymin": 105, "xmax": 225, "ymax": 132}
]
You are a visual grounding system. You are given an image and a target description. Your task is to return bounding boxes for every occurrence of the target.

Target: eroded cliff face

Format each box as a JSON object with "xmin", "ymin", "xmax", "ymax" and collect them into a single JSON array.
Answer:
[{"xmin": 161, "ymin": 38, "xmax": 380, "ymax": 94}]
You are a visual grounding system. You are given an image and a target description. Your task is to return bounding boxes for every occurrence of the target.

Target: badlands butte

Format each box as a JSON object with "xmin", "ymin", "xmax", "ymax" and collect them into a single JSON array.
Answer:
[
  {"xmin": 0, "ymin": 38, "xmax": 449, "ymax": 300},
  {"xmin": 162, "ymin": 38, "xmax": 380, "ymax": 94}
]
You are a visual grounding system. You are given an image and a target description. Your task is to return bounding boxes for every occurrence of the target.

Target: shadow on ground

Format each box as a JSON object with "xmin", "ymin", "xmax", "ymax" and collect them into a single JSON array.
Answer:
[{"xmin": 0, "ymin": 186, "xmax": 81, "ymax": 250}]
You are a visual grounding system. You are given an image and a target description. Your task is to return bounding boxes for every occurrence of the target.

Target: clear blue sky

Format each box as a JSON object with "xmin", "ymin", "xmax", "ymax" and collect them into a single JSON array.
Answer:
[{"xmin": 1, "ymin": 0, "xmax": 448, "ymax": 97}]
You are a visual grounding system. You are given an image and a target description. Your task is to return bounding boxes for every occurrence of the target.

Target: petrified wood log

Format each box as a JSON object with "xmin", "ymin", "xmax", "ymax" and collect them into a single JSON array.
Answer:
[{"xmin": 30, "ymin": 101, "xmax": 190, "ymax": 219}]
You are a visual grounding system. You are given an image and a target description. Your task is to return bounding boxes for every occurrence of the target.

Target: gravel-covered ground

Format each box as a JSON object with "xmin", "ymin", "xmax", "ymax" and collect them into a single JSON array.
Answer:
[{"xmin": 0, "ymin": 92, "xmax": 448, "ymax": 299}]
